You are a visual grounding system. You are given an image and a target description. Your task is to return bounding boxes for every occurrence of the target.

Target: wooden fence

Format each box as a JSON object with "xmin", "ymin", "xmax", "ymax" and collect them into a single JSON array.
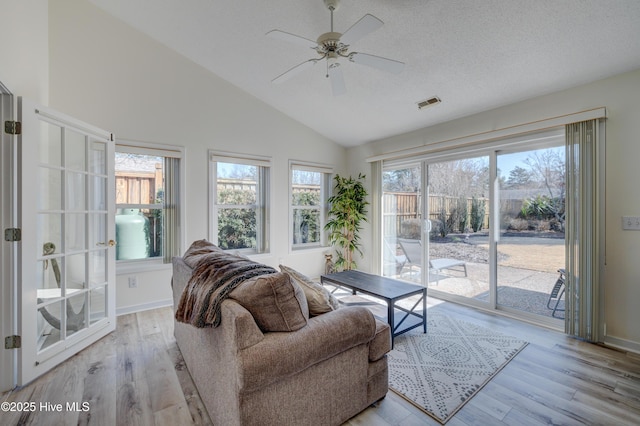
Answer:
[
  {"xmin": 383, "ymin": 192, "xmax": 492, "ymax": 237},
  {"xmin": 116, "ymin": 164, "xmax": 163, "ymax": 204}
]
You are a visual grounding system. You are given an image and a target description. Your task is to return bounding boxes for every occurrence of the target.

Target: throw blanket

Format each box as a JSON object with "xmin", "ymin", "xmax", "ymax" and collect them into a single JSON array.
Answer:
[{"xmin": 175, "ymin": 253, "xmax": 276, "ymax": 327}]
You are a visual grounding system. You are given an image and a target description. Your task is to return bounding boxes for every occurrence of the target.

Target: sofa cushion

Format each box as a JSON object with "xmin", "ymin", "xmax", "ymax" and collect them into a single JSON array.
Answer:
[
  {"xmin": 279, "ymin": 265, "xmax": 340, "ymax": 316},
  {"xmin": 182, "ymin": 239, "xmax": 223, "ymax": 268},
  {"xmin": 231, "ymin": 272, "xmax": 309, "ymax": 332}
]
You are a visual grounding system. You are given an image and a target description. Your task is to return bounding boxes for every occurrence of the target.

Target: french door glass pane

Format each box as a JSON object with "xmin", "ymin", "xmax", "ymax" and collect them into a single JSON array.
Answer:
[
  {"xmin": 427, "ymin": 157, "xmax": 489, "ymax": 298},
  {"xmin": 66, "ymin": 292, "xmax": 88, "ymax": 337},
  {"xmin": 38, "ymin": 122, "xmax": 62, "ymax": 166},
  {"xmin": 66, "ymin": 253, "xmax": 86, "ymax": 290},
  {"xmin": 90, "ymin": 287, "xmax": 107, "ymax": 325},
  {"xmin": 65, "ymin": 213, "xmax": 86, "ymax": 252},
  {"xmin": 37, "ymin": 213, "xmax": 62, "ymax": 254},
  {"xmin": 90, "ymin": 141, "xmax": 107, "ymax": 175},
  {"xmin": 36, "ymin": 258, "xmax": 63, "ymax": 297},
  {"xmin": 37, "ymin": 301, "xmax": 63, "ymax": 350},
  {"xmin": 89, "ymin": 251, "xmax": 107, "ymax": 287},
  {"xmin": 64, "ymin": 129, "xmax": 86, "ymax": 171},
  {"xmin": 497, "ymin": 147, "xmax": 566, "ymax": 318},
  {"xmin": 38, "ymin": 168, "xmax": 62, "ymax": 210},
  {"xmin": 66, "ymin": 171, "xmax": 86, "ymax": 211},
  {"xmin": 89, "ymin": 213, "xmax": 107, "ymax": 248},
  {"xmin": 90, "ymin": 176, "xmax": 107, "ymax": 210}
]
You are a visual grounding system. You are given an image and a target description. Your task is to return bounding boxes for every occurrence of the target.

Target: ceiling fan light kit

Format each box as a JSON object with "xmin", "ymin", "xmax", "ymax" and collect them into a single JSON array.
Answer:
[{"xmin": 267, "ymin": 0, "xmax": 405, "ymax": 95}]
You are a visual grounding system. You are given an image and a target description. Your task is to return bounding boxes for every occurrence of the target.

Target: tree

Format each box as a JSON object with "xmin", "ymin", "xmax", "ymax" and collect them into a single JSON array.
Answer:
[
  {"xmin": 324, "ymin": 174, "xmax": 369, "ymax": 271},
  {"xmin": 505, "ymin": 166, "xmax": 532, "ymax": 188},
  {"xmin": 523, "ymin": 148, "xmax": 565, "ymax": 228},
  {"xmin": 382, "ymin": 167, "xmax": 420, "ymax": 192}
]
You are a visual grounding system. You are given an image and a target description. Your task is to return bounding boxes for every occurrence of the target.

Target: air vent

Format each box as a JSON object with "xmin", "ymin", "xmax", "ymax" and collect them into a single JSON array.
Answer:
[{"xmin": 417, "ymin": 97, "xmax": 441, "ymax": 110}]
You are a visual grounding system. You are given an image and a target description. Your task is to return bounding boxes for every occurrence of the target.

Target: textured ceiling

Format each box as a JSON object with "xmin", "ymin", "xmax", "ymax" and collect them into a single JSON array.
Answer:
[{"xmin": 89, "ymin": 0, "xmax": 640, "ymax": 147}]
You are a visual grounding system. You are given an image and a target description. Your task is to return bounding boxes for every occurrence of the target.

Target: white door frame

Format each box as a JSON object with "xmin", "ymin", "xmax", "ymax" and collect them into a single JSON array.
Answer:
[{"xmin": 0, "ymin": 84, "xmax": 17, "ymax": 392}]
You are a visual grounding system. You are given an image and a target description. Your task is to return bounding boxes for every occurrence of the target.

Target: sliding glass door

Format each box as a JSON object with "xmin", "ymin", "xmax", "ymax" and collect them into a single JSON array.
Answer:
[
  {"xmin": 496, "ymin": 146, "xmax": 566, "ymax": 319},
  {"xmin": 381, "ymin": 130, "xmax": 566, "ymax": 325},
  {"xmin": 382, "ymin": 163, "xmax": 423, "ymax": 282}
]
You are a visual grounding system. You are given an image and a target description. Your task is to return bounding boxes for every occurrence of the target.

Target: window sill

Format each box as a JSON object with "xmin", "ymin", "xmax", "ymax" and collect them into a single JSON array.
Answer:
[
  {"xmin": 290, "ymin": 245, "xmax": 331, "ymax": 254},
  {"xmin": 116, "ymin": 259, "xmax": 172, "ymax": 275}
]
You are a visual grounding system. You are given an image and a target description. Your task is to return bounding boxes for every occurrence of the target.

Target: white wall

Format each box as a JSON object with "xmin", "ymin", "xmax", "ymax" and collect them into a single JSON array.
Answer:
[
  {"xmin": 348, "ymin": 68, "xmax": 640, "ymax": 353},
  {"xmin": 48, "ymin": 0, "xmax": 346, "ymax": 313},
  {"xmin": 0, "ymin": 0, "xmax": 49, "ymax": 393},
  {"xmin": 0, "ymin": 0, "xmax": 49, "ymax": 103}
]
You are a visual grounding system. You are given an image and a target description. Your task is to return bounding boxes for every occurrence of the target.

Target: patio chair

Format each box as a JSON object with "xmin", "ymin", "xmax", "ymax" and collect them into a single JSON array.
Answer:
[
  {"xmin": 383, "ymin": 238, "xmax": 407, "ymax": 276},
  {"xmin": 397, "ymin": 238, "xmax": 467, "ymax": 277},
  {"xmin": 547, "ymin": 268, "xmax": 565, "ymax": 318},
  {"xmin": 397, "ymin": 238, "xmax": 423, "ymax": 275}
]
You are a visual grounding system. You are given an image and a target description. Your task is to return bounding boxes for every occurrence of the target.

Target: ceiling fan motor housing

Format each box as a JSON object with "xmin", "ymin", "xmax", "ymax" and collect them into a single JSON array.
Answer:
[{"xmin": 317, "ymin": 32, "xmax": 347, "ymax": 56}]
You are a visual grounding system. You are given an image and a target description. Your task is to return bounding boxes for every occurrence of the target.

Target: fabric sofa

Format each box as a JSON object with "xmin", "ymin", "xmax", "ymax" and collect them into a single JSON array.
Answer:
[{"xmin": 172, "ymin": 240, "xmax": 391, "ymax": 426}]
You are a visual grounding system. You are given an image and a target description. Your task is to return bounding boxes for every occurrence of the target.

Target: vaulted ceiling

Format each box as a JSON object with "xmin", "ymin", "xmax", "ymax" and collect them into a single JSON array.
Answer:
[{"xmin": 89, "ymin": 0, "xmax": 640, "ymax": 147}]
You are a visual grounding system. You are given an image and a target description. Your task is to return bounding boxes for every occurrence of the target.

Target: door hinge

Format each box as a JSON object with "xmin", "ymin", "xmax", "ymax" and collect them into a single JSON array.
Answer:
[
  {"xmin": 4, "ymin": 228, "xmax": 21, "ymax": 242},
  {"xmin": 4, "ymin": 120, "xmax": 21, "ymax": 135},
  {"xmin": 5, "ymin": 335, "xmax": 21, "ymax": 349}
]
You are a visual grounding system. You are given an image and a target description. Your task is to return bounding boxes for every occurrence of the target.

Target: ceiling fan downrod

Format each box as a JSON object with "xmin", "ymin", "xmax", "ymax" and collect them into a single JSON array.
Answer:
[{"xmin": 324, "ymin": 0, "xmax": 340, "ymax": 31}]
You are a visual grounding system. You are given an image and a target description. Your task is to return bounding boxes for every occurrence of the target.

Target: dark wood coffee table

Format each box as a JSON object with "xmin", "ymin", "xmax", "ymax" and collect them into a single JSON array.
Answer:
[{"xmin": 321, "ymin": 270, "xmax": 426, "ymax": 347}]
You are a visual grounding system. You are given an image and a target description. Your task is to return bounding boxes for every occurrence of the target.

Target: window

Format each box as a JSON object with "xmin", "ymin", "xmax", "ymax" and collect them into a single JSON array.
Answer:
[
  {"xmin": 290, "ymin": 162, "xmax": 332, "ymax": 250},
  {"xmin": 210, "ymin": 152, "xmax": 271, "ymax": 253},
  {"xmin": 115, "ymin": 142, "xmax": 182, "ymax": 265}
]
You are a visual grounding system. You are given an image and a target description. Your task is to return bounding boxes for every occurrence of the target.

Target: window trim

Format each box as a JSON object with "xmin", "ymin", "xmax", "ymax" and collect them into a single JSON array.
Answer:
[
  {"xmin": 115, "ymin": 140, "xmax": 185, "ymax": 273},
  {"xmin": 209, "ymin": 150, "xmax": 272, "ymax": 254},
  {"xmin": 289, "ymin": 160, "xmax": 333, "ymax": 252}
]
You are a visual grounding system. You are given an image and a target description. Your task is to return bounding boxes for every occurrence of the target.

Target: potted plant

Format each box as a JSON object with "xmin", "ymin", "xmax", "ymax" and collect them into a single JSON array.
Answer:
[{"xmin": 324, "ymin": 173, "xmax": 369, "ymax": 271}]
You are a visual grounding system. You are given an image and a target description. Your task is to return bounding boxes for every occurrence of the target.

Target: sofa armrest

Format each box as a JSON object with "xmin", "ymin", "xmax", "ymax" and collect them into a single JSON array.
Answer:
[
  {"xmin": 223, "ymin": 300, "xmax": 265, "ymax": 350},
  {"xmin": 370, "ymin": 319, "xmax": 391, "ymax": 362},
  {"xmin": 238, "ymin": 306, "xmax": 376, "ymax": 392}
]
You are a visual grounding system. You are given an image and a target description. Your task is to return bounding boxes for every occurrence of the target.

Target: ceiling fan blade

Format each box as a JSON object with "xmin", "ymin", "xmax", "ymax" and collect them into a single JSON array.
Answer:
[
  {"xmin": 340, "ymin": 14, "xmax": 384, "ymax": 46},
  {"xmin": 272, "ymin": 59, "xmax": 318, "ymax": 84},
  {"xmin": 266, "ymin": 30, "xmax": 317, "ymax": 49},
  {"xmin": 349, "ymin": 52, "xmax": 405, "ymax": 74},
  {"xmin": 328, "ymin": 65, "xmax": 346, "ymax": 96}
]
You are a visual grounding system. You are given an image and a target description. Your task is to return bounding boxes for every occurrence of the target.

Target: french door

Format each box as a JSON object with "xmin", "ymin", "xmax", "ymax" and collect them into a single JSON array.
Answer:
[
  {"xmin": 382, "ymin": 130, "xmax": 566, "ymax": 325},
  {"xmin": 17, "ymin": 98, "xmax": 116, "ymax": 384}
]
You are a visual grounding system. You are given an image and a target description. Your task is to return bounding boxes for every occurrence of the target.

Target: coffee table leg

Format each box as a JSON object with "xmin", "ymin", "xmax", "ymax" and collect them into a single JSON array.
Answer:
[
  {"xmin": 422, "ymin": 289, "xmax": 427, "ymax": 333},
  {"xmin": 388, "ymin": 302, "xmax": 395, "ymax": 349}
]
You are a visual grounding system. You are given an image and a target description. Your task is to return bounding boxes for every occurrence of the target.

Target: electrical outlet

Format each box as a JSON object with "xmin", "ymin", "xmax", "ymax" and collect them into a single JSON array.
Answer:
[
  {"xmin": 128, "ymin": 276, "xmax": 138, "ymax": 288},
  {"xmin": 622, "ymin": 216, "xmax": 640, "ymax": 230}
]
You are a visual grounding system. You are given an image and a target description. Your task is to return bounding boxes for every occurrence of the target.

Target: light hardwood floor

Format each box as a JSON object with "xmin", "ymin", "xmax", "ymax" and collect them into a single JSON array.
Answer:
[{"xmin": 2, "ymin": 300, "xmax": 639, "ymax": 425}]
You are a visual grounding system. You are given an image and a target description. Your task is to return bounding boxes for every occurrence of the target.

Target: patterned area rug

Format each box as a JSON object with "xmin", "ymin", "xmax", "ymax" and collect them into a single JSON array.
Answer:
[{"xmin": 387, "ymin": 309, "xmax": 528, "ymax": 424}]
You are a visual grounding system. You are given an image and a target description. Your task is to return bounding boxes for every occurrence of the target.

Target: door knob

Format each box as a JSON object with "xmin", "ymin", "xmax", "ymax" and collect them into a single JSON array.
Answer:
[{"xmin": 108, "ymin": 240, "xmax": 116, "ymax": 247}]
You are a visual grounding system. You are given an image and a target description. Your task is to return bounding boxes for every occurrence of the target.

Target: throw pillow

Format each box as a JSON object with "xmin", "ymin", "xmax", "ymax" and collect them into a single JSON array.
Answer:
[
  {"xmin": 279, "ymin": 265, "xmax": 340, "ymax": 316},
  {"xmin": 230, "ymin": 272, "xmax": 309, "ymax": 332}
]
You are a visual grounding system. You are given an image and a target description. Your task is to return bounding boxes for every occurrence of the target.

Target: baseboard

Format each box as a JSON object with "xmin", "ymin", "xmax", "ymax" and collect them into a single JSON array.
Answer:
[
  {"xmin": 116, "ymin": 299, "xmax": 173, "ymax": 316},
  {"xmin": 604, "ymin": 335, "xmax": 640, "ymax": 355}
]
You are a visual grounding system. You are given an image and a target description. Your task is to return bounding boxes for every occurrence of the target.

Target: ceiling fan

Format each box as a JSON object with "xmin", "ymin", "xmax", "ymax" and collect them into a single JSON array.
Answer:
[{"xmin": 266, "ymin": 0, "xmax": 405, "ymax": 96}]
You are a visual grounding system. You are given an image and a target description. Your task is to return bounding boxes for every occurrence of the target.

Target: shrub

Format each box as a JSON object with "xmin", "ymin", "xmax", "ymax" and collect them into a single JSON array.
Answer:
[
  {"xmin": 438, "ymin": 208, "xmax": 454, "ymax": 237},
  {"xmin": 470, "ymin": 197, "xmax": 486, "ymax": 232},
  {"xmin": 400, "ymin": 219, "xmax": 422, "ymax": 239},
  {"xmin": 456, "ymin": 197, "xmax": 468, "ymax": 233},
  {"xmin": 508, "ymin": 218, "xmax": 529, "ymax": 231},
  {"xmin": 520, "ymin": 195, "xmax": 554, "ymax": 220}
]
